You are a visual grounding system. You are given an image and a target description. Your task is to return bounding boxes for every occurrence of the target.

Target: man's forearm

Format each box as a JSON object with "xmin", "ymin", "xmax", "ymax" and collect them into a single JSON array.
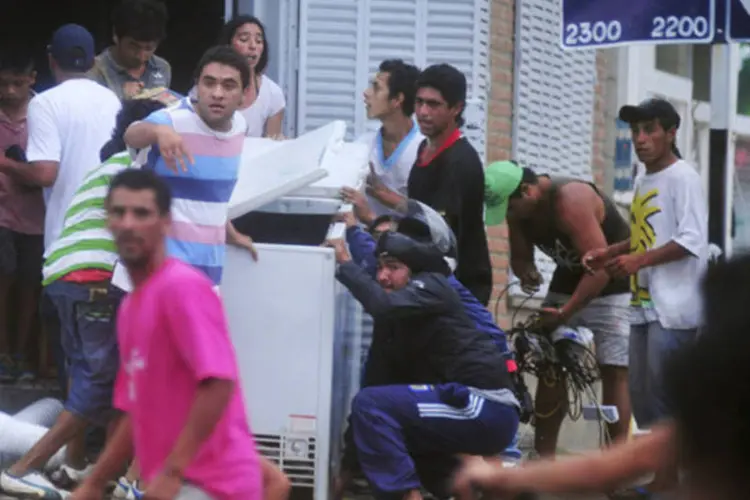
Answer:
[
  {"xmin": 607, "ymin": 239, "xmax": 631, "ymax": 258},
  {"xmin": 0, "ymin": 158, "xmax": 56, "ymax": 187},
  {"xmin": 226, "ymin": 221, "xmax": 242, "ymax": 245},
  {"xmin": 86, "ymin": 414, "xmax": 134, "ymax": 489},
  {"xmin": 376, "ymin": 189, "xmax": 406, "ymax": 210},
  {"xmin": 345, "ymin": 227, "xmax": 378, "ymax": 277},
  {"xmin": 561, "ymin": 271, "xmax": 611, "ymax": 319},
  {"xmin": 638, "ymin": 240, "xmax": 691, "ymax": 269},
  {"xmin": 124, "ymin": 122, "xmax": 163, "ymax": 149},
  {"xmin": 498, "ymin": 424, "xmax": 675, "ymax": 495},
  {"xmin": 165, "ymin": 378, "xmax": 234, "ymax": 474},
  {"xmin": 510, "ymin": 258, "xmax": 536, "ymax": 279}
]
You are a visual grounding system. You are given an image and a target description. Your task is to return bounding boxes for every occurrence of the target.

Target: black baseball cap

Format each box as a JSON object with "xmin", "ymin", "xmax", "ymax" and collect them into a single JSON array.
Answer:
[
  {"xmin": 48, "ymin": 24, "xmax": 95, "ymax": 72},
  {"xmin": 619, "ymin": 98, "xmax": 681, "ymax": 130}
]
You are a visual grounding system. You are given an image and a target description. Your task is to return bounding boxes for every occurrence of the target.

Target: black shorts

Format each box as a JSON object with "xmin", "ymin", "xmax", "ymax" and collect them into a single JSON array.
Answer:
[{"xmin": 0, "ymin": 226, "xmax": 43, "ymax": 280}]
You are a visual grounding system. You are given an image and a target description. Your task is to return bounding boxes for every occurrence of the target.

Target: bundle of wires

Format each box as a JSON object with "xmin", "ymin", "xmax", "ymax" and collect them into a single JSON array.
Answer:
[{"xmin": 509, "ymin": 315, "xmax": 601, "ymax": 421}]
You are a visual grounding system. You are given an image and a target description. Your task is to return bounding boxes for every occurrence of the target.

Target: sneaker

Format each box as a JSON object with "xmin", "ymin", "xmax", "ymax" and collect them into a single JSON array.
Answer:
[
  {"xmin": 49, "ymin": 463, "xmax": 94, "ymax": 490},
  {"xmin": 113, "ymin": 476, "xmax": 143, "ymax": 499},
  {"xmin": 0, "ymin": 469, "xmax": 68, "ymax": 499}
]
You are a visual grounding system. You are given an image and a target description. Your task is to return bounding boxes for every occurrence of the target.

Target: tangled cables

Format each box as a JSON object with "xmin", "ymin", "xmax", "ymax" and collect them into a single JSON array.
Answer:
[{"xmin": 509, "ymin": 314, "xmax": 601, "ymax": 421}]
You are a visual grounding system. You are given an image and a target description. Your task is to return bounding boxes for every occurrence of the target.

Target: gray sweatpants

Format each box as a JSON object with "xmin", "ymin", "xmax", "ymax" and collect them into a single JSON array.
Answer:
[{"xmin": 176, "ymin": 484, "xmax": 214, "ymax": 500}]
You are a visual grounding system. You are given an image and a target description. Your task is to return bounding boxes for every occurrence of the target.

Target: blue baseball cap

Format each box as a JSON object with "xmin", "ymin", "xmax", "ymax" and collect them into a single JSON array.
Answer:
[{"xmin": 49, "ymin": 24, "xmax": 95, "ymax": 72}]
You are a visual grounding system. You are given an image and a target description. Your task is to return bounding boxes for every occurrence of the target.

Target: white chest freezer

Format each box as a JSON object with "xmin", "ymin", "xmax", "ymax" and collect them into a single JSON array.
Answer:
[{"xmin": 220, "ymin": 121, "xmax": 370, "ymax": 500}]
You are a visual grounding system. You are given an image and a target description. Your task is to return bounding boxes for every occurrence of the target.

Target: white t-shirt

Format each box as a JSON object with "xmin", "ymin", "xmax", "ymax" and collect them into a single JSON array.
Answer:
[
  {"xmin": 188, "ymin": 74, "xmax": 285, "ymax": 137},
  {"xmin": 242, "ymin": 75, "xmax": 285, "ymax": 137},
  {"xmin": 629, "ymin": 159, "xmax": 708, "ymax": 329},
  {"xmin": 356, "ymin": 122, "xmax": 424, "ymax": 216},
  {"xmin": 26, "ymin": 79, "xmax": 121, "ymax": 249}
]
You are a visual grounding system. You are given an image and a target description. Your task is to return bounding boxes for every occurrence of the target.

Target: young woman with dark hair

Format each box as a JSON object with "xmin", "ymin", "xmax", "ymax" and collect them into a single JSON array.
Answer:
[{"xmin": 189, "ymin": 15, "xmax": 286, "ymax": 138}]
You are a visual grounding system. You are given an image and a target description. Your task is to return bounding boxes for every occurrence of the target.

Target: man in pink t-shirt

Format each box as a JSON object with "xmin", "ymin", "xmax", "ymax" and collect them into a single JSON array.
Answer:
[{"xmin": 72, "ymin": 168, "xmax": 262, "ymax": 500}]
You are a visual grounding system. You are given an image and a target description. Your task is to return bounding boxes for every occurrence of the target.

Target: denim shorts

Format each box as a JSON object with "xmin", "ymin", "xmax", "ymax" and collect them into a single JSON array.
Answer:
[
  {"xmin": 43, "ymin": 280, "xmax": 124, "ymax": 427},
  {"xmin": 629, "ymin": 321, "xmax": 698, "ymax": 429}
]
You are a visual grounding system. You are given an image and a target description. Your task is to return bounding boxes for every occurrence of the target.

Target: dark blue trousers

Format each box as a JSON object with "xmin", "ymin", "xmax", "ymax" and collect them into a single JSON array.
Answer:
[{"xmin": 350, "ymin": 383, "xmax": 519, "ymax": 499}]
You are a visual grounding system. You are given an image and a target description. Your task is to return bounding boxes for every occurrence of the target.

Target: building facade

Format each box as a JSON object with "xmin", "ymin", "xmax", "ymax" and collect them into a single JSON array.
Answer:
[{"xmin": 238, "ymin": 0, "xmax": 491, "ymax": 159}]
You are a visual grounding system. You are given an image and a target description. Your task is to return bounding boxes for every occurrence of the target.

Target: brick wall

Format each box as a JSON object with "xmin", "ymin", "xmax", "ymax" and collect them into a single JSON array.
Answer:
[
  {"xmin": 486, "ymin": 0, "xmax": 516, "ymax": 329},
  {"xmin": 485, "ymin": 0, "xmax": 611, "ymax": 329}
]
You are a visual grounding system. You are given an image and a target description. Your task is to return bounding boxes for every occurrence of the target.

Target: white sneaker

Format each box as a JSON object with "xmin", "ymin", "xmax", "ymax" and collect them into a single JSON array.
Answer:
[
  {"xmin": 49, "ymin": 463, "xmax": 94, "ymax": 490},
  {"xmin": 112, "ymin": 476, "xmax": 143, "ymax": 499},
  {"xmin": 0, "ymin": 469, "xmax": 69, "ymax": 499},
  {"xmin": 51, "ymin": 463, "xmax": 94, "ymax": 483}
]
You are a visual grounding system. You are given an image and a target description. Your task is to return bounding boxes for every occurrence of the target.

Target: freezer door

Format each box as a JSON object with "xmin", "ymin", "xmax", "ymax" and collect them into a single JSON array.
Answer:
[{"xmin": 228, "ymin": 121, "xmax": 349, "ymax": 219}]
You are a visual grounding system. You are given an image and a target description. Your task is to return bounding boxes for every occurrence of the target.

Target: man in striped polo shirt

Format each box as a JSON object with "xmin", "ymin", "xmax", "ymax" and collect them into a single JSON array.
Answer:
[
  {"xmin": 121, "ymin": 45, "xmax": 256, "ymax": 288},
  {"xmin": 0, "ymin": 97, "xmax": 170, "ymax": 499}
]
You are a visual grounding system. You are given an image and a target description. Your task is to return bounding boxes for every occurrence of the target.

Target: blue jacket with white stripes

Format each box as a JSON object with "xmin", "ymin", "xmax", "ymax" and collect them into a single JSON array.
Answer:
[
  {"xmin": 346, "ymin": 225, "xmax": 510, "ymax": 354},
  {"xmin": 338, "ymin": 226, "xmax": 515, "ymax": 473}
]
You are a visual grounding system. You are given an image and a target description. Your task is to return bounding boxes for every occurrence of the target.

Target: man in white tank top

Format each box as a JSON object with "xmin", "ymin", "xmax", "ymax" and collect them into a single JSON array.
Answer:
[{"xmin": 346, "ymin": 59, "xmax": 423, "ymax": 220}]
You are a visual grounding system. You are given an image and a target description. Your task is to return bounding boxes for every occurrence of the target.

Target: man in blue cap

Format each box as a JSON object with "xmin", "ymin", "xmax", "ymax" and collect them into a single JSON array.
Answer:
[{"xmin": 0, "ymin": 24, "xmax": 122, "ymax": 499}]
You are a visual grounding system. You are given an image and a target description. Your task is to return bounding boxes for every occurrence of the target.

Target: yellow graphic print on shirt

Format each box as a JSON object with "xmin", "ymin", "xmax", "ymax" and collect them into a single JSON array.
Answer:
[{"xmin": 629, "ymin": 188, "xmax": 661, "ymax": 306}]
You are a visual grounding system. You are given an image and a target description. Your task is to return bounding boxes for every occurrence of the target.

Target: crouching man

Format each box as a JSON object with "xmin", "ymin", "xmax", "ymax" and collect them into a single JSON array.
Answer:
[{"xmin": 326, "ymin": 228, "xmax": 519, "ymax": 500}]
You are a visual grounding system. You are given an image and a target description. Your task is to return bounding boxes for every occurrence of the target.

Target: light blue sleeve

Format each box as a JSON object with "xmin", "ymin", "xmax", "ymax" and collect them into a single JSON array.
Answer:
[{"xmin": 143, "ymin": 109, "xmax": 173, "ymax": 127}]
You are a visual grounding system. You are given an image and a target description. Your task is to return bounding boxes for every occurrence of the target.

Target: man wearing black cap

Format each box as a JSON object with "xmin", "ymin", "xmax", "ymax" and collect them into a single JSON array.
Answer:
[
  {"xmin": 325, "ymin": 224, "xmax": 518, "ymax": 500},
  {"xmin": 583, "ymin": 97, "xmax": 708, "ymax": 495},
  {"xmin": 368, "ymin": 64, "xmax": 492, "ymax": 306},
  {"xmin": 0, "ymin": 24, "xmax": 121, "ymax": 499}
]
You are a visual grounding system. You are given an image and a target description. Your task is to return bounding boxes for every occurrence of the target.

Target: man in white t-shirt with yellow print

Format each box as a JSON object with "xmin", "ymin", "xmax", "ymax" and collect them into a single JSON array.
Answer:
[{"xmin": 583, "ymin": 98, "xmax": 707, "ymax": 497}]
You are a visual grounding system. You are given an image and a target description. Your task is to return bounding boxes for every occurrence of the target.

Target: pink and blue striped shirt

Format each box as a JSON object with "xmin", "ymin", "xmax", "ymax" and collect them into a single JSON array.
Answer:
[{"xmin": 138, "ymin": 98, "xmax": 246, "ymax": 285}]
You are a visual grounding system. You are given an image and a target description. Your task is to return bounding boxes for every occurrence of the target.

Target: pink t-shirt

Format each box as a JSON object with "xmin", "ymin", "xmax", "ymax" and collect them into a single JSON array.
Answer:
[{"xmin": 114, "ymin": 258, "xmax": 261, "ymax": 500}]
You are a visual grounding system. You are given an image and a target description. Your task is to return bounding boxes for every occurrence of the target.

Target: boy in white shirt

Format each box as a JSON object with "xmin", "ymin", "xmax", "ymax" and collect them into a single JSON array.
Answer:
[
  {"xmin": 344, "ymin": 59, "xmax": 422, "ymax": 219},
  {"xmin": 584, "ymin": 97, "xmax": 708, "ymax": 496}
]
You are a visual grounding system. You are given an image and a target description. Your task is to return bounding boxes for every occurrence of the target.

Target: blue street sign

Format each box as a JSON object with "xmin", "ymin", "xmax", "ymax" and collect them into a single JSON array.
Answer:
[
  {"xmin": 561, "ymin": 0, "xmax": 715, "ymax": 49},
  {"xmin": 727, "ymin": 0, "xmax": 750, "ymax": 41}
]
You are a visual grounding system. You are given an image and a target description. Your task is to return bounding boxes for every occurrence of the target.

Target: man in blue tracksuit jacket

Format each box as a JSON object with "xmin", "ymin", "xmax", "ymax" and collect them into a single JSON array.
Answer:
[
  {"xmin": 336, "ymin": 214, "xmax": 523, "ymax": 491},
  {"xmin": 331, "ymin": 227, "xmax": 519, "ymax": 500},
  {"xmin": 347, "ymin": 222, "xmax": 511, "ymax": 354}
]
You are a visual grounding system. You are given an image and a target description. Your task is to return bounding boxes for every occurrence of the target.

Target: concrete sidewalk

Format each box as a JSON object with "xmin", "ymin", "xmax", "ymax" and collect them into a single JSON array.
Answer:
[{"xmin": 0, "ymin": 378, "xmax": 613, "ymax": 500}]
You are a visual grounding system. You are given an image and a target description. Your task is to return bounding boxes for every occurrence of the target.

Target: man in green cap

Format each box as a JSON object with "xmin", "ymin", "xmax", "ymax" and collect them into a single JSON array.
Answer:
[{"xmin": 484, "ymin": 160, "xmax": 632, "ymax": 457}]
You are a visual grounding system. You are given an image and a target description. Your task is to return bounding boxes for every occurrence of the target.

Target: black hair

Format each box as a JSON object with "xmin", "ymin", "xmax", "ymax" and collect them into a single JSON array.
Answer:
[
  {"xmin": 112, "ymin": 0, "xmax": 168, "ymax": 42},
  {"xmin": 100, "ymin": 99, "xmax": 167, "ymax": 162},
  {"xmin": 378, "ymin": 59, "xmax": 420, "ymax": 117},
  {"xmin": 509, "ymin": 165, "xmax": 539, "ymax": 199},
  {"xmin": 648, "ymin": 114, "xmax": 682, "ymax": 159},
  {"xmin": 415, "ymin": 64, "xmax": 467, "ymax": 127},
  {"xmin": 194, "ymin": 45, "xmax": 251, "ymax": 90},
  {"xmin": 369, "ymin": 214, "xmax": 396, "ymax": 234},
  {"xmin": 218, "ymin": 15, "xmax": 269, "ymax": 74},
  {"xmin": 0, "ymin": 47, "xmax": 34, "ymax": 74},
  {"xmin": 662, "ymin": 254, "xmax": 750, "ymax": 492},
  {"xmin": 107, "ymin": 168, "xmax": 172, "ymax": 215}
]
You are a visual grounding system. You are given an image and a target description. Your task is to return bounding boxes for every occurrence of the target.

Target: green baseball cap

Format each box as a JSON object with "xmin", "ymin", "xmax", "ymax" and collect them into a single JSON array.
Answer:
[{"xmin": 484, "ymin": 160, "xmax": 523, "ymax": 225}]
